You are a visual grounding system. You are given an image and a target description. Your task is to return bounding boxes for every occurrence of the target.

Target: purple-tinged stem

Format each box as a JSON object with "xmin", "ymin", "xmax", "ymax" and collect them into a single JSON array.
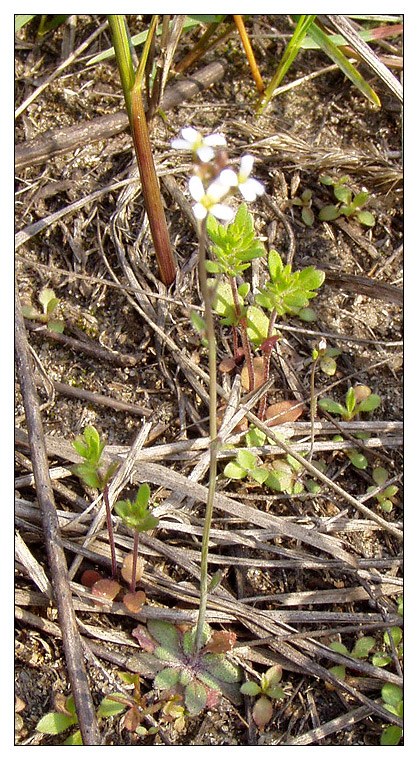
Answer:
[
  {"xmin": 131, "ymin": 531, "xmax": 140, "ymax": 593},
  {"xmin": 103, "ymin": 482, "xmax": 118, "ymax": 580},
  {"xmin": 258, "ymin": 308, "xmax": 277, "ymax": 420},
  {"xmin": 229, "ymin": 276, "xmax": 255, "ymax": 391}
]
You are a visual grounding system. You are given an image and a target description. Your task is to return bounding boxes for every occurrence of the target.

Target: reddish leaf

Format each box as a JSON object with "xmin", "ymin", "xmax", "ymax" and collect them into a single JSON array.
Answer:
[
  {"xmin": 123, "ymin": 590, "xmax": 146, "ymax": 614},
  {"xmin": 219, "ymin": 358, "xmax": 236, "ymax": 373},
  {"xmin": 252, "ymin": 695, "xmax": 273, "ymax": 730},
  {"xmin": 91, "ymin": 579, "xmax": 121, "ymax": 606},
  {"xmin": 265, "ymin": 400, "xmax": 303, "ymax": 425},
  {"xmin": 80, "ymin": 570, "xmax": 102, "ymax": 588},
  {"xmin": 204, "ymin": 686, "xmax": 221, "ymax": 709},
  {"xmin": 122, "ymin": 706, "xmax": 142, "ymax": 732},
  {"xmin": 260, "ymin": 335, "xmax": 281, "ymax": 353},
  {"xmin": 132, "ymin": 624, "xmax": 156, "ymax": 653},
  {"xmin": 121, "ymin": 553, "xmax": 144, "ymax": 586},
  {"xmin": 204, "ymin": 630, "xmax": 237, "ymax": 654}
]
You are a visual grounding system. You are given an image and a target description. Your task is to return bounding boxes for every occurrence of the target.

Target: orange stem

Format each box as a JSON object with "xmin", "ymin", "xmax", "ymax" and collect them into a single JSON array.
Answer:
[{"xmin": 233, "ymin": 15, "xmax": 264, "ymax": 94}]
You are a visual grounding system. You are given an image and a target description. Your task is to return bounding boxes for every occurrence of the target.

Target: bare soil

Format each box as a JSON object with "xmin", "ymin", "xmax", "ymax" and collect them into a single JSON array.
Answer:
[{"xmin": 15, "ymin": 15, "xmax": 403, "ymax": 746}]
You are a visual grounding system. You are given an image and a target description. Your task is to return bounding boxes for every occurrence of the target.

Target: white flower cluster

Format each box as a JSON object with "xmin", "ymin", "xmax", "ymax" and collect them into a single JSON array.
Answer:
[{"xmin": 171, "ymin": 127, "xmax": 264, "ymax": 221}]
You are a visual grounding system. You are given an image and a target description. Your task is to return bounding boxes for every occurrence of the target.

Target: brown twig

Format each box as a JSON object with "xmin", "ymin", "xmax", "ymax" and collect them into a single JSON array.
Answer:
[{"xmin": 15, "ymin": 282, "xmax": 101, "ymax": 746}]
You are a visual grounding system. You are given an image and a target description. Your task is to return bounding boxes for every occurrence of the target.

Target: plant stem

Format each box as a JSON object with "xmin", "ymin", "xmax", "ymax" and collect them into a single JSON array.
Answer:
[
  {"xmin": 131, "ymin": 530, "xmax": 140, "ymax": 593},
  {"xmin": 193, "ymin": 220, "xmax": 218, "ymax": 658},
  {"xmin": 308, "ymin": 356, "xmax": 319, "ymax": 461},
  {"xmin": 258, "ymin": 308, "xmax": 277, "ymax": 420},
  {"xmin": 108, "ymin": 14, "xmax": 176, "ymax": 286},
  {"xmin": 103, "ymin": 482, "xmax": 118, "ymax": 579},
  {"xmin": 229, "ymin": 276, "xmax": 254, "ymax": 391}
]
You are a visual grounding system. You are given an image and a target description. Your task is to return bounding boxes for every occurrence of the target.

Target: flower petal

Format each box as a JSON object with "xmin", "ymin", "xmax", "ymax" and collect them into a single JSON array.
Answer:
[
  {"xmin": 219, "ymin": 169, "xmax": 238, "ymax": 189},
  {"xmin": 192, "ymin": 202, "xmax": 208, "ymax": 220},
  {"xmin": 205, "ymin": 133, "xmax": 227, "ymax": 147},
  {"xmin": 239, "ymin": 154, "xmax": 255, "ymax": 180},
  {"xmin": 196, "ymin": 145, "xmax": 215, "ymax": 163},
  {"xmin": 211, "ymin": 204, "xmax": 235, "ymax": 221},
  {"xmin": 239, "ymin": 178, "xmax": 264, "ymax": 201},
  {"xmin": 189, "ymin": 176, "xmax": 205, "ymax": 202},
  {"xmin": 181, "ymin": 127, "xmax": 201, "ymax": 143}
]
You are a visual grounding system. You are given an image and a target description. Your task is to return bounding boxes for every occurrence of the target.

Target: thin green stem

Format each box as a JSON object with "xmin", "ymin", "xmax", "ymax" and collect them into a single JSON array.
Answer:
[
  {"xmin": 107, "ymin": 16, "xmax": 135, "ymax": 116},
  {"xmin": 308, "ymin": 356, "xmax": 319, "ymax": 461},
  {"xmin": 193, "ymin": 219, "xmax": 218, "ymax": 658}
]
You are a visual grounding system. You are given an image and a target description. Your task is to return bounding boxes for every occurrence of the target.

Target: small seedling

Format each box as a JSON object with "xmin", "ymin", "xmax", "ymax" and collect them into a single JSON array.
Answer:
[
  {"xmin": 132, "ymin": 620, "xmax": 241, "ymax": 717},
  {"xmin": 319, "ymin": 175, "xmax": 375, "ymax": 227},
  {"xmin": 240, "ymin": 665, "xmax": 285, "ymax": 730},
  {"xmin": 291, "ymin": 188, "xmax": 315, "ymax": 226},
  {"xmin": 326, "ymin": 635, "xmax": 376, "ymax": 684},
  {"xmin": 114, "ymin": 484, "xmax": 159, "ymax": 593},
  {"xmin": 318, "ymin": 385, "xmax": 381, "ymax": 421},
  {"xmin": 379, "ymin": 683, "xmax": 403, "ymax": 745},
  {"xmin": 21, "ymin": 287, "xmax": 65, "ymax": 333},
  {"xmin": 366, "ymin": 467, "xmax": 399, "ymax": 513},
  {"xmin": 72, "ymin": 426, "xmax": 119, "ymax": 578}
]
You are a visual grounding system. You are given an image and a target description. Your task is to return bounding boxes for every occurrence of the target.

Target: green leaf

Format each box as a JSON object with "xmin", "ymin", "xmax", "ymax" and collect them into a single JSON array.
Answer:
[
  {"xmin": 268, "ymin": 249, "xmax": 284, "ymax": 281},
  {"xmin": 298, "ymin": 307, "xmax": 317, "ymax": 322},
  {"xmin": 224, "ymin": 461, "xmax": 247, "ymax": 480},
  {"xmin": 306, "ymin": 20, "xmax": 380, "ymax": 106},
  {"xmin": 236, "ymin": 449, "xmax": 257, "ymax": 471},
  {"xmin": 381, "ymin": 683, "xmax": 403, "ymax": 708},
  {"xmin": 319, "ymin": 205, "xmax": 341, "ymax": 221},
  {"xmin": 334, "ymin": 185, "xmax": 352, "ymax": 204},
  {"xmin": 249, "ymin": 467, "xmax": 270, "ymax": 485},
  {"xmin": 345, "ymin": 387, "xmax": 356, "ymax": 415},
  {"xmin": 356, "ymin": 210, "xmax": 375, "ymax": 227},
  {"xmin": 147, "ymin": 620, "xmax": 182, "ymax": 655},
  {"xmin": 318, "ymin": 398, "xmax": 346, "ymax": 416},
  {"xmin": 154, "ymin": 667, "xmax": 181, "ymax": 690},
  {"xmin": 97, "ymin": 694, "xmax": 127, "ymax": 718},
  {"xmin": 71, "ymin": 463, "xmax": 101, "ymax": 489},
  {"xmin": 36, "ymin": 712, "xmax": 78, "ymax": 735},
  {"xmin": 184, "ymin": 680, "xmax": 207, "ymax": 716},
  {"xmin": 319, "ymin": 355, "xmax": 337, "ymax": 375},
  {"xmin": 63, "ymin": 730, "xmax": 83, "ymax": 745},
  {"xmin": 383, "ymin": 627, "xmax": 402, "ymax": 649},
  {"xmin": 372, "ymin": 467, "xmax": 388, "ymax": 486},
  {"xmin": 240, "ymin": 681, "xmax": 261, "ymax": 696},
  {"xmin": 328, "ymin": 665, "xmax": 346, "ymax": 681},
  {"xmin": 266, "ymin": 685, "xmax": 285, "ymax": 700},
  {"xmin": 246, "ymin": 305, "xmax": 270, "ymax": 345},
  {"xmin": 351, "ymin": 190, "xmax": 369, "ymax": 209},
  {"xmin": 245, "ymin": 427, "xmax": 267, "ymax": 447},
  {"xmin": 329, "ymin": 641, "xmax": 350, "ymax": 656},
  {"xmin": 346, "ymin": 451, "xmax": 368, "ymax": 469},
  {"xmin": 203, "ymin": 654, "xmax": 241, "ymax": 683},
  {"xmin": 48, "ymin": 319, "xmax": 65, "ymax": 333},
  {"xmin": 15, "ymin": 14, "xmax": 37, "ymax": 31},
  {"xmin": 380, "ymin": 725, "xmax": 402, "ymax": 746},
  {"xmin": 205, "ymin": 259, "xmax": 222, "ymax": 274},
  {"xmin": 351, "ymin": 636, "xmax": 375, "ymax": 659},
  {"xmin": 356, "ymin": 394, "xmax": 381, "ymax": 412},
  {"xmin": 372, "ymin": 653, "xmax": 392, "ymax": 668}
]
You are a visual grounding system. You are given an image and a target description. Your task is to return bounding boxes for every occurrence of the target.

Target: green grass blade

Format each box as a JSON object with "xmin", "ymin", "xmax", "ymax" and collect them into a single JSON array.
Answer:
[
  {"xmin": 256, "ymin": 14, "xmax": 317, "ymax": 115},
  {"xmin": 15, "ymin": 15, "xmax": 37, "ymax": 32},
  {"xmin": 307, "ymin": 21, "xmax": 380, "ymax": 106},
  {"xmin": 88, "ymin": 17, "xmax": 199, "ymax": 66}
]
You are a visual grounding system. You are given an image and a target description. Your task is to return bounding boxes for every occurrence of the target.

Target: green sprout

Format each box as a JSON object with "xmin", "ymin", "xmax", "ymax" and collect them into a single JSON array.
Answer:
[
  {"xmin": 291, "ymin": 188, "xmax": 315, "ymax": 226},
  {"xmin": 366, "ymin": 467, "xmax": 399, "ymax": 513},
  {"xmin": 240, "ymin": 665, "xmax": 285, "ymax": 730},
  {"xmin": 318, "ymin": 175, "xmax": 375, "ymax": 227},
  {"xmin": 21, "ymin": 287, "xmax": 65, "ymax": 333},
  {"xmin": 318, "ymin": 385, "xmax": 381, "ymax": 421},
  {"xmin": 114, "ymin": 485, "xmax": 159, "ymax": 593},
  {"xmin": 72, "ymin": 426, "xmax": 119, "ymax": 579}
]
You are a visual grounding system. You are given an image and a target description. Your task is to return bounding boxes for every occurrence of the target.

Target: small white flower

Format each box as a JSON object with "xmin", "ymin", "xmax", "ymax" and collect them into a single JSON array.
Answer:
[
  {"xmin": 219, "ymin": 155, "xmax": 264, "ymax": 202},
  {"xmin": 171, "ymin": 127, "xmax": 227, "ymax": 162},
  {"xmin": 188, "ymin": 176, "xmax": 234, "ymax": 221}
]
